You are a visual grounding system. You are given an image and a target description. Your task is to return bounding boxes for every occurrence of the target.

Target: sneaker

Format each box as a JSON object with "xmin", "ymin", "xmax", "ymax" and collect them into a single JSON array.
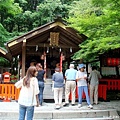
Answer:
[
  {"xmin": 63, "ymin": 103, "xmax": 69, "ymax": 107},
  {"xmin": 55, "ymin": 105, "xmax": 60, "ymax": 110},
  {"xmin": 78, "ymin": 104, "xmax": 82, "ymax": 108},
  {"xmin": 71, "ymin": 104, "xmax": 75, "ymax": 106},
  {"xmin": 88, "ymin": 104, "xmax": 93, "ymax": 109}
]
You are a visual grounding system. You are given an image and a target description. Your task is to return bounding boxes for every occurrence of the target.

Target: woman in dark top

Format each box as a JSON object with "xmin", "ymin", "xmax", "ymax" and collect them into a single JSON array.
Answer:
[{"xmin": 36, "ymin": 63, "xmax": 45, "ymax": 106}]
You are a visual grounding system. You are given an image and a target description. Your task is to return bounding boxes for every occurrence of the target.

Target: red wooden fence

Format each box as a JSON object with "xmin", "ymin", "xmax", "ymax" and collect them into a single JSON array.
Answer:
[
  {"xmin": 100, "ymin": 79, "xmax": 120, "ymax": 90},
  {"xmin": 69, "ymin": 84, "xmax": 107, "ymax": 101}
]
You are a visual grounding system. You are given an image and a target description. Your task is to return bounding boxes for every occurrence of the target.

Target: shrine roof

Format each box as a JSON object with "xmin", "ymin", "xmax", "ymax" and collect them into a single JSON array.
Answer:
[{"xmin": 4, "ymin": 18, "xmax": 87, "ymax": 61}]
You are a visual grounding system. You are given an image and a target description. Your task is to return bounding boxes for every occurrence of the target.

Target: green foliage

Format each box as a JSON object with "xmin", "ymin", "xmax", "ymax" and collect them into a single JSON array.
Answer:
[
  {"xmin": 0, "ymin": 23, "xmax": 10, "ymax": 47},
  {"xmin": 0, "ymin": 57, "xmax": 10, "ymax": 67},
  {"xmin": 67, "ymin": 0, "xmax": 120, "ymax": 62},
  {"xmin": 0, "ymin": 0, "xmax": 22, "ymax": 20},
  {"xmin": 36, "ymin": 0, "xmax": 69, "ymax": 25},
  {"xmin": 0, "ymin": 0, "xmax": 119, "ymax": 65}
]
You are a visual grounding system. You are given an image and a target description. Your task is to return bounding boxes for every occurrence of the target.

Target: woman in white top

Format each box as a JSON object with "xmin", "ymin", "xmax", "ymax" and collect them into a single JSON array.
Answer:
[
  {"xmin": 15, "ymin": 66, "xmax": 39, "ymax": 120},
  {"xmin": 76, "ymin": 64, "xmax": 93, "ymax": 109}
]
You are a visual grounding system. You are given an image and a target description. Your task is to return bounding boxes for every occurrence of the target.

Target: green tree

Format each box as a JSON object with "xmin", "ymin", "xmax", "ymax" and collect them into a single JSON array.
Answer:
[
  {"xmin": 0, "ymin": 0, "xmax": 22, "ymax": 24},
  {"xmin": 0, "ymin": 24, "xmax": 10, "ymax": 47},
  {"xmin": 35, "ymin": 0, "xmax": 69, "ymax": 26},
  {"xmin": 67, "ymin": 0, "xmax": 120, "ymax": 62}
]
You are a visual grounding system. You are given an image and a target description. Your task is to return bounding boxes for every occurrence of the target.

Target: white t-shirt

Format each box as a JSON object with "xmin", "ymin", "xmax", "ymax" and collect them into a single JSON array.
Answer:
[
  {"xmin": 15, "ymin": 77, "xmax": 39, "ymax": 106},
  {"xmin": 76, "ymin": 71, "xmax": 87, "ymax": 87}
]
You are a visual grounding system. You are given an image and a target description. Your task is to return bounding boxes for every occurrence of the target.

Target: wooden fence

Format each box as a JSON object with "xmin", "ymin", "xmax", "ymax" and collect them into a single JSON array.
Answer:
[
  {"xmin": 0, "ymin": 84, "xmax": 107, "ymax": 102},
  {"xmin": 0, "ymin": 84, "xmax": 20, "ymax": 101},
  {"xmin": 100, "ymin": 79, "xmax": 120, "ymax": 90},
  {"xmin": 70, "ymin": 84, "xmax": 107, "ymax": 101}
]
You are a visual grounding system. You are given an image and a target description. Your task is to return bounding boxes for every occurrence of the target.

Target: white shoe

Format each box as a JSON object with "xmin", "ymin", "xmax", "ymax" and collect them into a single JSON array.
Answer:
[
  {"xmin": 78, "ymin": 104, "xmax": 82, "ymax": 108},
  {"xmin": 88, "ymin": 104, "xmax": 93, "ymax": 109},
  {"xmin": 55, "ymin": 105, "xmax": 60, "ymax": 109}
]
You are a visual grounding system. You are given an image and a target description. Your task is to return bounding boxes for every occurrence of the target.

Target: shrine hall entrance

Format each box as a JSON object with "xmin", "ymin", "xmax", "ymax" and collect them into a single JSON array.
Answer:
[{"xmin": 26, "ymin": 47, "xmax": 73, "ymax": 79}]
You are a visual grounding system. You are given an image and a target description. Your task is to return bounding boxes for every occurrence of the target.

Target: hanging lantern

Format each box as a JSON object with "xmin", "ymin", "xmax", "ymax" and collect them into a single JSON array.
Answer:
[
  {"xmin": 70, "ymin": 47, "xmax": 72, "ymax": 53},
  {"xmin": 107, "ymin": 58, "xmax": 112, "ymax": 66},
  {"xmin": 107, "ymin": 58, "xmax": 120, "ymax": 66},
  {"xmin": 41, "ymin": 54, "xmax": 44, "ymax": 60}
]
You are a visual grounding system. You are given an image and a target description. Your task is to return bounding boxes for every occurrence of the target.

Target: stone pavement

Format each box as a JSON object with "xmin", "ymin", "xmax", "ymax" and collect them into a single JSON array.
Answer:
[{"xmin": 0, "ymin": 100, "xmax": 120, "ymax": 120}]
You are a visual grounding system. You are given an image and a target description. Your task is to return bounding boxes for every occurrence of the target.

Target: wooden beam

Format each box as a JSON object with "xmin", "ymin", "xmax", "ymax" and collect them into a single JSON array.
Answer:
[{"xmin": 22, "ymin": 40, "xmax": 26, "ymax": 78}]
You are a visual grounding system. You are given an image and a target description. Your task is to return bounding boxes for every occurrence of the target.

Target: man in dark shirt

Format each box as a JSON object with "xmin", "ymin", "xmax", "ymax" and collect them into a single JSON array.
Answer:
[{"xmin": 36, "ymin": 63, "xmax": 45, "ymax": 106}]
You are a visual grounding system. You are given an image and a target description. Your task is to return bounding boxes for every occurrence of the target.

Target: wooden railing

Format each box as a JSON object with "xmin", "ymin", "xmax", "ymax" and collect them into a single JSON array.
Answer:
[
  {"xmin": 0, "ymin": 83, "xmax": 107, "ymax": 102},
  {"xmin": 100, "ymin": 79, "xmax": 120, "ymax": 90},
  {"xmin": 69, "ymin": 84, "xmax": 107, "ymax": 101},
  {"xmin": 0, "ymin": 84, "xmax": 20, "ymax": 101}
]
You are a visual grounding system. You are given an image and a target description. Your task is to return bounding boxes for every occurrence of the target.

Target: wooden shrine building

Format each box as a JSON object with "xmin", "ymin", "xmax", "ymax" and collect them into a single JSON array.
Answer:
[{"xmin": 3, "ymin": 18, "xmax": 87, "ymax": 78}]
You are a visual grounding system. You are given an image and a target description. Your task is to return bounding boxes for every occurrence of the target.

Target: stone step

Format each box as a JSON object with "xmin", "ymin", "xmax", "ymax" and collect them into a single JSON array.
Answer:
[
  {"xmin": 0, "ymin": 101, "xmax": 120, "ymax": 120},
  {"xmin": 0, "ymin": 117, "xmax": 114, "ymax": 120},
  {"xmin": 0, "ymin": 109, "xmax": 119, "ymax": 120}
]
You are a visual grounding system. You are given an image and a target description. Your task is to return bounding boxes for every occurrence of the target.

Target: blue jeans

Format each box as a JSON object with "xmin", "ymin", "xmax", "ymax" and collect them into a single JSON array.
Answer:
[
  {"xmin": 78, "ymin": 86, "xmax": 90, "ymax": 105},
  {"xmin": 19, "ymin": 104, "xmax": 34, "ymax": 120},
  {"xmin": 38, "ymin": 81, "xmax": 44, "ymax": 105}
]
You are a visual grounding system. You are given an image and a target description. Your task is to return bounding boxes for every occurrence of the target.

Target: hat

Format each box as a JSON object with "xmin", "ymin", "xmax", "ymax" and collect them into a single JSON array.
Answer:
[{"xmin": 79, "ymin": 64, "xmax": 85, "ymax": 69}]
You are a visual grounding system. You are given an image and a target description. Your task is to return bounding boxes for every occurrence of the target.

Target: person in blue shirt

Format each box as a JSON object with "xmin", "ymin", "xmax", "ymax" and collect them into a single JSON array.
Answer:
[
  {"xmin": 63, "ymin": 64, "xmax": 77, "ymax": 106},
  {"xmin": 52, "ymin": 67, "xmax": 64, "ymax": 109}
]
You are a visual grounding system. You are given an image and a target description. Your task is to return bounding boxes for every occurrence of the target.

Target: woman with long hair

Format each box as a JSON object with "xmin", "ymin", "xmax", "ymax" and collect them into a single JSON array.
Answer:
[{"xmin": 15, "ymin": 66, "xmax": 39, "ymax": 120}]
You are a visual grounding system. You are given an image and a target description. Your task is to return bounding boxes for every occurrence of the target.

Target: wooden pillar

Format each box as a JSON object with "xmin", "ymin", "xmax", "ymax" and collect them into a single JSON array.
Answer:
[
  {"xmin": 44, "ymin": 52, "xmax": 46, "ymax": 79},
  {"xmin": 60, "ymin": 53, "xmax": 63, "ymax": 72},
  {"xmin": 22, "ymin": 39, "xmax": 26, "ymax": 78}
]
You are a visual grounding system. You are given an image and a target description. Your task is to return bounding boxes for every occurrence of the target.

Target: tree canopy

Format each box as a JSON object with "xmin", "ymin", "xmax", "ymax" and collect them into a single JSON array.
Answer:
[
  {"xmin": 67, "ymin": 0, "xmax": 120, "ymax": 62},
  {"xmin": 0, "ymin": 0, "xmax": 120, "ymax": 64}
]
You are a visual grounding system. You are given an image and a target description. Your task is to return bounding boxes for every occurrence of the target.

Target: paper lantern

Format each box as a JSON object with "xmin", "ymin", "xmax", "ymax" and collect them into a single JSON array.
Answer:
[{"xmin": 107, "ymin": 58, "xmax": 120, "ymax": 66}]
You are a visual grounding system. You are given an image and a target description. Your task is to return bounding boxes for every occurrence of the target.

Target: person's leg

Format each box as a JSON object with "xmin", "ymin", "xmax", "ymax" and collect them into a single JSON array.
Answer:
[
  {"xmin": 26, "ymin": 106, "xmax": 34, "ymax": 120},
  {"xmin": 65, "ymin": 81, "xmax": 71, "ymax": 104},
  {"xmin": 58, "ymin": 87, "xmax": 63, "ymax": 105},
  {"xmin": 78, "ymin": 86, "xmax": 83, "ymax": 104},
  {"xmin": 54, "ymin": 88, "xmax": 59, "ymax": 105},
  {"xmin": 94, "ymin": 85, "xmax": 98, "ymax": 104},
  {"xmin": 90, "ymin": 85, "xmax": 94, "ymax": 105},
  {"xmin": 84, "ymin": 86, "xmax": 91, "ymax": 105},
  {"xmin": 71, "ymin": 81, "xmax": 76, "ymax": 104},
  {"xmin": 38, "ymin": 81, "xmax": 44, "ymax": 105},
  {"xmin": 19, "ymin": 104, "xmax": 26, "ymax": 120}
]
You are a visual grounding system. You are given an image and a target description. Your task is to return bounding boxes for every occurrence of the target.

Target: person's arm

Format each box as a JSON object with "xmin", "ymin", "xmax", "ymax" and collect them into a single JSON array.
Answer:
[
  {"xmin": 43, "ymin": 70, "xmax": 46, "ymax": 82},
  {"xmin": 14, "ymin": 78, "xmax": 24, "ymax": 88},
  {"xmin": 36, "ymin": 94, "xmax": 40, "ymax": 107},
  {"xmin": 88, "ymin": 72, "xmax": 92, "ymax": 81},
  {"xmin": 52, "ymin": 74, "xmax": 55, "ymax": 91},
  {"xmin": 98, "ymin": 72, "xmax": 102, "ymax": 79},
  {"xmin": 76, "ymin": 71, "xmax": 83, "ymax": 81},
  {"xmin": 34, "ymin": 78, "xmax": 40, "ymax": 106}
]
